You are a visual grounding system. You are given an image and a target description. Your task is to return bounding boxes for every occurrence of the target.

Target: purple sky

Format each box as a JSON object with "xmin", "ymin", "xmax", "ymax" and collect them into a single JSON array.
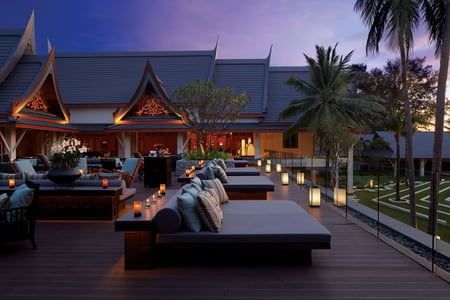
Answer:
[{"xmin": 0, "ymin": 0, "xmax": 444, "ymax": 72}]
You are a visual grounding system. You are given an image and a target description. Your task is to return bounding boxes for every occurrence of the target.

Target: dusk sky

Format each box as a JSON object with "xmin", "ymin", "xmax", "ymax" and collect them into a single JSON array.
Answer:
[{"xmin": 0, "ymin": 0, "xmax": 445, "ymax": 72}]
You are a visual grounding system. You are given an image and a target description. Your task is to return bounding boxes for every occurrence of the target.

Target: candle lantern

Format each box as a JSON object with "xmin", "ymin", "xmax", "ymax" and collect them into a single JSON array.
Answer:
[
  {"xmin": 133, "ymin": 201, "xmax": 142, "ymax": 217},
  {"xmin": 334, "ymin": 188, "xmax": 346, "ymax": 206},
  {"xmin": 309, "ymin": 187, "xmax": 321, "ymax": 207},
  {"xmin": 102, "ymin": 178, "xmax": 108, "ymax": 188},
  {"xmin": 296, "ymin": 172, "xmax": 304, "ymax": 185},
  {"xmin": 256, "ymin": 159, "xmax": 262, "ymax": 167},
  {"xmin": 281, "ymin": 172, "xmax": 289, "ymax": 185},
  {"xmin": 369, "ymin": 179, "xmax": 374, "ymax": 188},
  {"xmin": 266, "ymin": 159, "xmax": 271, "ymax": 165},
  {"xmin": 185, "ymin": 169, "xmax": 191, "ymax": 176},
  {"xmin": 265, "ymin": 163, "xmax": 271, "ymax": 173},
  {"xmin": 145, "ymin": 197, "xmax": 151, "ymax": 208},
  {"xmin": 159, "ymin": 184, "xmax": 166, "ymax": 195},
  {"xmin": 276, "ymin": 164, "xmax": 282, "ymax": 173},
  {"xmin": 8, "ymin": 178, "xmax": 15, "ymax": 188},
  {"xmin": 191, "ymin": 165, "xmax": 195, "ymax": 172}
]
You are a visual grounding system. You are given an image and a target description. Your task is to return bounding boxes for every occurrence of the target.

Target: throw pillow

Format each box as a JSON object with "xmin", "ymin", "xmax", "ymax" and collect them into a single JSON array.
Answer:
[
  {"xmin": 182, "ymin": 184, "xmax": 201, "ymax": 199},
  {"xmin": 196, "ymin": 190, "xmax": 223, "ymax": 232},
  {"xmin": 9, "ymin": 184, "xmax": 35, "ymax": 208},
  {"xmin": 0, "ymin": 193, "xmax": 9, "ymax": 208},
  {"xmin": 210, "ymin": 164, "xmax": 228, "ymax": 183},
  {"xmin": 190, "ymin": 176, "xmax": 203, "ymax": 189},
  {"xmin": 0, "ymin": 173, "xmax": 22, "ymax": 179},
  {"xmin": 97, "ymin": 172, "xmax": 121, "ymax": 180},
  {"xmin": 177, "ymin": 192, "xmax": 202, "ymax": 232},
  {"xmin": 204, "ymin": 166, "xmax": 215, "ymax": 180},
  {"xmin": 79, "ymin": 173, "xmax": 97, "ymax": 180},
  {"xmin": 201, "ymin": 178, "xmax": 229, "ymax": 204},
  {"xmin": 25, "ymin": 172, "xmax": 47, "ymax": 180},
  {"xmin": 215, "ymin": 158, "xmax": 227, "ymax": 170}
]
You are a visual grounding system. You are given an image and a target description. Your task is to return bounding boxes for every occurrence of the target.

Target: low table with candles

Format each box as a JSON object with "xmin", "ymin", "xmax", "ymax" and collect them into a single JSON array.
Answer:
[{"xmin": 115, "ymin": 189, "xmax": 178, "ymax": 269}]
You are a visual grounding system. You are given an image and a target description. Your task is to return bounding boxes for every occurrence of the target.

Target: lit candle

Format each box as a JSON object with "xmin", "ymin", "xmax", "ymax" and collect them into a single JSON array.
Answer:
[
  {"xmin": 159, "ymin": 184, "xmax": 166, "ymax": 195},
  {"xmin": 185, "ymin": 169, "xmax": 191, "ymax": 176},
  {"xmin": 152, "ymin": 194, "xmax": 157, "ymax": 203},
  {"xmin": 191, "ymin": 165, "xmax": 195, "ymax": 172},
  {"xmin": 256, "ymin": 159, "xmax": 262, "ymax": 167},
  {"xmin": 102, "ymin": 178, "xmax": 108, "ymax": 188},
  {"xmin": 145, "ymin": 197, "xmax": 151, "ymax": 208},
  {"xmin": 133, "ymin": 201, "xmax": 142, "ymax": 217},
  {"xmin": 8, "ymin": 178, "xmax": 15, "ymax": 188},
  {"xmin": 79, "ymin": 169, "xmax": 83, "ymax": 175}
]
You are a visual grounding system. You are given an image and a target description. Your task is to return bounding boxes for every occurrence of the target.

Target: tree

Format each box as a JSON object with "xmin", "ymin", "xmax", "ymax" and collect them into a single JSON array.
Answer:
[
  {"xmin": 353, "ymin": 58, "xmax": 438, "ymax": 202},
  {"xmin": 423, "ymin": 0, "xmax": 450, "ymax": 235},
  {"xmin": 279, "ymin": 44, "xmax": 384, "ymax": 192},
  {"xmin": 171, "ymin": 80, "xmax": 250, "ymax": 152},
  {"xmin": 354, "ymin": 0, "xmax": 420, "ymax": 228}
]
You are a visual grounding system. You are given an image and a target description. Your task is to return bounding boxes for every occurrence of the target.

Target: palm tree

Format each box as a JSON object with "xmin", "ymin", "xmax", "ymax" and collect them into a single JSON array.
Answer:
[
  {"xmin": 421, "ymin": 0, "xmax": 450, "ymax": 234},
  {"xmin": 354, "ymin": 0, "xmax": 420, "ymax": 228},
  {"xmin": 279, "ymin": 44, "xmax": 384, "ymax": 192}
]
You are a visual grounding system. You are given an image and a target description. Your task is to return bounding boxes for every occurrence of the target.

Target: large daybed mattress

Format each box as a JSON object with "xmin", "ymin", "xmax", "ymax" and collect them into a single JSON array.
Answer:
[{"xmin": 225, "ymin": 167, "xmax": 260, "ymax": 176}]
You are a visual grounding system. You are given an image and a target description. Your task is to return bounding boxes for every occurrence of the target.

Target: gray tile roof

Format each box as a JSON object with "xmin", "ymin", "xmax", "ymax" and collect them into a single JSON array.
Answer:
[
  {"xmin": 213, "ymin": 58, "xmax": 269, "ymax": 115},
  {"xmin": 0, "ymin": 28, "xmax": 23, "ymax": 78},
  {"xmin": 364, "ymin": 131, "xmax": 450, "ymax": 159},
  {"xmin": 0, "ymin": 55, "xmax": 45, "ymax": 114},
  {"xmin": 264, "ymin": 66, "xmax": 310, "ymax": 124},
  {"xmin": 55, "ymin": 50, "xmax": 216, "ymax": 105}
]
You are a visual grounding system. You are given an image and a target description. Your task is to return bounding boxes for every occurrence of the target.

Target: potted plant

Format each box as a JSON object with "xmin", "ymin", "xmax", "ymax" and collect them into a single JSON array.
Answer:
[{"xmin": 47, "ymin": 137, "xmax": 87, "ymax": 184}]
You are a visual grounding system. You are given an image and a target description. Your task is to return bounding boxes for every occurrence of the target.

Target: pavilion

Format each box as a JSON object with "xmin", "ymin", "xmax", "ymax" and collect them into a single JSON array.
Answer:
[{"xmin": 0, "ymin": 12, "xmax": 315, "ymax": 160}]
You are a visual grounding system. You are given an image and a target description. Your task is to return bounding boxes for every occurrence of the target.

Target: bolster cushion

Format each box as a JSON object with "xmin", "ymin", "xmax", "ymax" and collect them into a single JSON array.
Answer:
[{"xmin": 154, "ymin": 194, "xmax": 182, "ymax": 233}]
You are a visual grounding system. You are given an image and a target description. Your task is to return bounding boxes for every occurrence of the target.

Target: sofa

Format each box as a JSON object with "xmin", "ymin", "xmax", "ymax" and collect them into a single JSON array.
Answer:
[
  {"xmin": 115, "ymin": 182, "xmax": 331, "ymax": 269},
  {"xmin": 0, "ymin": 177, "xmax": 136, "ymax": 220}
]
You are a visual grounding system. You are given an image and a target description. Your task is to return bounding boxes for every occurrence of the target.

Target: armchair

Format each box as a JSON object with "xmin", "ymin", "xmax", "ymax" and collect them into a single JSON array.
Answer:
[
  {"xmin": 0, "ymin": 180, "xmax": 40, "ymax": 249},
  {"xmin": 96, "ymin": 157, "xmax": 142, "ymax": 188}
]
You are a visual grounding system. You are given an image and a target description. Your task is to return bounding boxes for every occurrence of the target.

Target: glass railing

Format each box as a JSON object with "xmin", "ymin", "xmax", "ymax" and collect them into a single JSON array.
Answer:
[{"xmin": 262, "ymin": 149, "xmax": 450, "ymax": 281}]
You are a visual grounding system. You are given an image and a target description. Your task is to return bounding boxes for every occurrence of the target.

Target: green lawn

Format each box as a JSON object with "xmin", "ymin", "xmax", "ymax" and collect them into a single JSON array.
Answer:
[{"xmin": 353, "ymin": 178, "xmax": 450, "ymax": 243}]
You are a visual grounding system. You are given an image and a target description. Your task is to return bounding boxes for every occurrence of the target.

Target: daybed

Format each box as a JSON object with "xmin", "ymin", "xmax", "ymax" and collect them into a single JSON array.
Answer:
[
  {"xmin": 195, "ymin": 166, "xmax": 274, "ymax": 199},
  {"xmin": 115, "ymin": 186, "xmax": 331, "ymax": 269}
]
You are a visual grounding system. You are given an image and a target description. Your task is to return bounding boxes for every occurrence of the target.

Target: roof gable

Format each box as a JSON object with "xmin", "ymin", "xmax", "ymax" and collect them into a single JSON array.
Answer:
[
  {"xmin": 0, "ymin": 11, "xmax": 36, "ymax": 84},
  {"xmin": 113, "ymin": 61, "xmax": 181, "ymax": 124},
  {"xmin": 10, "ymin": 48, "xmax": 70, "ymax": 125}
]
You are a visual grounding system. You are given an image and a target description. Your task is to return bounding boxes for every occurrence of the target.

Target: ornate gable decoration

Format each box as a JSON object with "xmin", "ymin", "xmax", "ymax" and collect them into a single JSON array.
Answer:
[
  {"xmin": 25, "ymin": 90, "xmax": 49, "ymax": 112},
  {"xmin": 133, "ymin": 93, "xmax": 170, "ymax": 116}
]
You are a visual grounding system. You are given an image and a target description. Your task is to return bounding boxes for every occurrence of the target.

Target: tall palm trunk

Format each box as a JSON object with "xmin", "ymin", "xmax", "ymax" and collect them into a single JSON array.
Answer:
[
  {"xmin": 395, "ymin": 132, "xmax": 401, "ymax": 202},
  {"xmin": 399, "ymin": 43, "xmax": 417, "ymax": 228},
  {"xmin": 428, "ymin": 0, "xmax": 450, "ymax": 234}
]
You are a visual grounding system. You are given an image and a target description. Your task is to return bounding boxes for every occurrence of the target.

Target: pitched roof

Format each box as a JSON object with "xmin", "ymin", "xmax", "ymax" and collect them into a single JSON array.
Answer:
[
  {"xmin": 213, "ymin": 58, "xmax": 269, "ymax": 115},
  {"xmin": 0, "ymin": 11, "xmax": 36, "ymax": 84},
  {"xmin": 264, "ymin": 66, "xmax": 310, "ymax": 124},
  {"xmin": 54, "ymin": 50, "xmax": 216, "ymax": 105},
  {"xmin": 364, "ymin": 131, "xmax": 450, "ymax": 159}
]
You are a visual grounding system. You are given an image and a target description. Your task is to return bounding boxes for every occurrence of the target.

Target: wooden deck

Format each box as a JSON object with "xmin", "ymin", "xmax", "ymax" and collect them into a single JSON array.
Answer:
[{"xmin": 0, "ymin": 170, "xmax": 449, "ymax": 299}]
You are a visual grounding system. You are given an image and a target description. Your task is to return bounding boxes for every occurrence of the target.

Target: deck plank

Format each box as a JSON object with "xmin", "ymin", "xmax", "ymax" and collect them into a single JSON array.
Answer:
[{"xmin": 0, "ymin": 170, "xmax": 448, "ymax": 299}]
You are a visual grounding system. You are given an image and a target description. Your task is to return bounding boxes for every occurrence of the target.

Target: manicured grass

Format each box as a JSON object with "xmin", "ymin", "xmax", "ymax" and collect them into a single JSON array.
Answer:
[{"xmin": 354, "ymin": 179, "xmax": 450, "ymax": 243}]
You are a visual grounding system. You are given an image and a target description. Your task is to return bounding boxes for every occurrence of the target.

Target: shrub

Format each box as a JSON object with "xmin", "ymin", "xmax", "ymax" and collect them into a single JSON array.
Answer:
[{"xmin": 185, "ymin": 150, "xmax": 227, "ymax": 160}]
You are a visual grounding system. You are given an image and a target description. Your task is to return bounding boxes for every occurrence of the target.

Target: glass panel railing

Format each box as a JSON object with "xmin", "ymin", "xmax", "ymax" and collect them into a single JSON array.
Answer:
[{"xmin": 262, "ymin": 149, "xmax": 450, "ymax": 280}]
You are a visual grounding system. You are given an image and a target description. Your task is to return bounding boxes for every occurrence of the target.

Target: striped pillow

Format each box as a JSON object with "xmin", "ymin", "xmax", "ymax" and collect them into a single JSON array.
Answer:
[
  {"xmin": 201, "ymin": 178, "xmax": 229, "ymax": 204},
  {"xmin": 211, "ymin": 164, "xmax": 228, "ymax": 183},
  {"xmin": 196, "ymin": 190, "xmax": 223, "ymax": 232}
]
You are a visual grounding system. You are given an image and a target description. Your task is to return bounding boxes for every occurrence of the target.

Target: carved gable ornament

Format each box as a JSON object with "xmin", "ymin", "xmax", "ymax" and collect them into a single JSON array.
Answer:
[
  {"xmin": 25, "ymin": 90, "xmax": 49, "ymax": 112},
  {"xmin": 132, "ymin": 93, "xmax": 171, "ymax": 117}
]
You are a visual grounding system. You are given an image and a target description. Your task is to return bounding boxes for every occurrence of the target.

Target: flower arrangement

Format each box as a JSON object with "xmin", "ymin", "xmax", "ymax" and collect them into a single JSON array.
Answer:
[{"xmin": 49, "ymin": 137, "xmax": 87, "ymax": 169}]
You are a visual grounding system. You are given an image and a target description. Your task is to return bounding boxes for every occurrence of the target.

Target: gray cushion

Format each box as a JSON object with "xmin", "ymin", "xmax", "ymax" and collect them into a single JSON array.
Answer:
[
  {"xmin": 154, "ymin": 193, "xmax": 182, "ymax": 233},
  {"xmin": 177, "ymin": 192, "xmax": 202, "ymax": 232},
  {"xmin": 9, "ymin": 184, "xmax": 34, "ymax": 208},
  {"xmin": 157, "ymin": 201, "xmax": 331, "ymax": 246}
]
